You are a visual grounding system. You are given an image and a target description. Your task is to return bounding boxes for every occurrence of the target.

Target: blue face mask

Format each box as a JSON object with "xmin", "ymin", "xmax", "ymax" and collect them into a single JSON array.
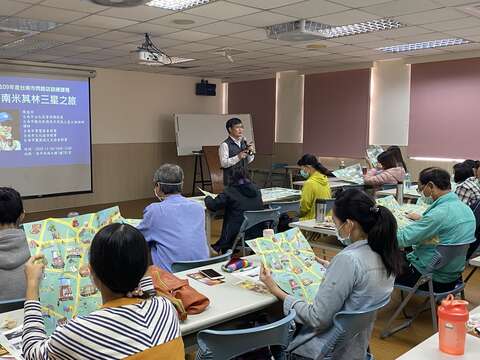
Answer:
[
  {"xmin": 419, "ymin": 184, "xmax": 434, "ymax": 205},
  {"xmin": 335, "ymin": 222, "xmax": 352, "ymax": 246},
  {"xmin": 300, "ymin": 169, "xmax": 310, "ymax": 179}
]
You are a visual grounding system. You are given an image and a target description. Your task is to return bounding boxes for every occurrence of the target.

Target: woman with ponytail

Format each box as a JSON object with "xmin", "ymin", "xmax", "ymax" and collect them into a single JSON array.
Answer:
[
  {"xmin": 260, "ymin": 189, "xmax": 403, "ymax": 360},
  {"xmin": 296, "ymin": 154, "xmax": 332, "ymax": 220}
]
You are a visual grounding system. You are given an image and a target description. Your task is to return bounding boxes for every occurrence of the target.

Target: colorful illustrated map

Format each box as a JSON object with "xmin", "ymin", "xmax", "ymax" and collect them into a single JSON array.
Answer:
[
  {"xmin": 366, "ymin": 145, "xmax": 384, "ymax": 167},
  {"xmin": 246, "ymin": 228, "xmax": 326, "ymax": 304},
  {"xmin": 333, "ymin": 163, "xmax": 364, "ymax": 185},
  {"xmin": 24, "ymin": 207, "xmax": 140, "ymax": 335},
  {"xmin": 260, "ymin": 187, "xmax": 301, "ymax": 203},
  {"xmin": 376, "ymin": 196, "xmax": 428, "ymax": 229}
]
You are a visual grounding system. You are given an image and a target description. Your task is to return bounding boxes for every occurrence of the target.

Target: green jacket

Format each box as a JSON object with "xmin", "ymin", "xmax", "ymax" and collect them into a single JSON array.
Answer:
[
  {"xmin": 397, "ymin": 192, "xmax": 476, "ymax": 283},
  {"xmin": 300, "ymin": 172, "xmax": 331, "ymax": 220}
]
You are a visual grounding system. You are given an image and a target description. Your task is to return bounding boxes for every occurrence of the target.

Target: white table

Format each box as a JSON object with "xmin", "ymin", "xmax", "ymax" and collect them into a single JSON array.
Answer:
[
  {"xmin": 290, "ymin": 219, "xmax": 343, "ymax": 256},
  {"xmin": 397, "ymin": 306, "xmax": 480, "ymax": 359},
  {"xmin": 0, "ymin": 256, "xmax": 278, "ymax": 354},
  {"xmin": 377, "ymin": 186, "xmax": 419, "ymax": 200}
]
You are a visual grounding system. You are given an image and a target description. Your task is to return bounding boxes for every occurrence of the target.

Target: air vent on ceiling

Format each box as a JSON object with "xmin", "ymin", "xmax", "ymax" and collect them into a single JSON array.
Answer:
[
  {"xmin": 89, "ymin": 0, "xmax": 148, "ymax": 6},
  {"xmin": 266, "ymin": 19, "xmax": 404, "ymax": 42},
  {"xmin": 460, "ymin": 3, "xmax": 480, "ymax": 17},
  {"xmin": 0, "ymin": 39, "xmax": 63, "ymax": 58}
]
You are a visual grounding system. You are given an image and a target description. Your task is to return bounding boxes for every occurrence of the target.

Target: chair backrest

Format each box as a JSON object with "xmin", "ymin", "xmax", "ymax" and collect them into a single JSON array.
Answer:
[
  {"xmin": 270, "ymin": 200, "xmax": 300, "ymax": 216},
  {"xmin": 0, "ymin": 298, "xmax": 25, "ymax": 313},
  {"xmin": 239, "ymin": 207, "xmax": 281, "ymax": 234},
  {"xmin": 271, "ymin": 163, "xmax": 288, "ymax": 170},
  {"xmin": 425, "ymin": 243, "xmax": 470, "ymax": 274},
  {"xmin": 203, "ymin": 145, "xmax": 224, "ymax": 194},
  {"xmin": 196, "ymin": 310, "xmax": 296, "ymax": 360},
  {"xmin": 316, "ymin": 297, "xmax": 391, "ymax": 360},
  {"xmin": 396, "ymin": 182, "xmax": 404, "ymax": 205},
  {"xmin": 171, "ymin": 250, "xmax": 233, "ymax": 273}
]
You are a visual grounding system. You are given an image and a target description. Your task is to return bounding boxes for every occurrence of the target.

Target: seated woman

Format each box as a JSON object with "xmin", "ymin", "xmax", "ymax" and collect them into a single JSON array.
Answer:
[
  {"xmin": 454, "ymin": 161, "xmax": 480, "ymax": 207},
  {"xmin": 0, "ymin": 187, "xmax": 30, "ymax": 301},
  {"xmin": 205, "ymin": 167, "xmax": 263, "ymax": 253},
  {"xmin": 397, "ymin": 167, "xmax": 476, "ymax": 292},
  {"xmin": 260, "ymin": 189, "xmax": 402, "ymax": 360},
  {"xmin": 386, "ymin": 145, "xmax": 408, "ymax": 173},
  {"xmin": 364, "ymin": 149, "xmax": 406, "ymax": 186},
  {"xmin": 297, "ymin": 154, "xmax": 332, "ymax": 220},
  {"xmin": 22, "ymin": 223, "xmax": 184, "ymax": 360},
  {"xmin": 138, "ymin": 164, "xmax": 209, "ymax": 272}
]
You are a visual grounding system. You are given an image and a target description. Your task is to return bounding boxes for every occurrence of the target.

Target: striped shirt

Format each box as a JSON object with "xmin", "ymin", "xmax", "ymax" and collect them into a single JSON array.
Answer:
[{"xmin": 22, "ymin": 280, "xmax": 184, "ymax": 360}]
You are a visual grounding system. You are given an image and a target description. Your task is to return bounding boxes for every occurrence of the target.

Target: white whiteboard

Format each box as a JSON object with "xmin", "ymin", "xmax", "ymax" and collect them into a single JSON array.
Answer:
[{"xmin": 174, "ymin": 114, "xmax": 254, "ymax": 156}]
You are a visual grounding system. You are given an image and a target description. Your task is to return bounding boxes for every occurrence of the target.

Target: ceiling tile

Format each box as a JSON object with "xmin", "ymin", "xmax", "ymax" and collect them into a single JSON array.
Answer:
[
  {"xmin": 422, "ymin": 16, "xmax": 480, "ymax": 31},
  {"xmin": 273, "ymin": 0, "xmax": 349, "ymax": 18},
  {"xmin": 0, "ymin": 0, "xmax": 31, "ymax": 16},
  {"xmin": 164, "ymin": 29, "xmax": 217, "ymax": 41},
  {"xmin": 39, "ymin": 0, "xmax": 108, "ymax": 13},
  {"xmin": 97, "ymin": 5, "xmax": 172, "ymax": 21},
  {"xmin": 361, "ymin": 0, "xmax": 442, "ymax": 17},
  {"xmin": 445, "ymin": 27, "xmax": 480, "ymax": 37},
  {"xmin": 431, "ymin": 0, "xmax": 479, "ymax": 5},
  {"xmin": 391, "ymin": 33, "xmax": 451, "ymax": 43},
  {"xmin": 395, "ymin": 8, "xmax": 468, "ymax": 25},
  {"xmin": 330, "ymin": 0, "xmax": 392, "ymax": 6},
  {"xmin": 230, "ymin": 29, "xmax": 268, "ymax": 41},
  {"xmin": 33, "ymin": 32, "xmax": 82, "ymax": 43},
  {"xmin": 93, "ymin": 31, "xmax": 142, "ymax": 42},
  {"xmin": 310, "ymin": 9, "xmax": 379, "ymax": 25},
  {"xmin": 234, "ymin": 41, "xmax": 277, "ymax": 50},
  {"xmin": 167, "ymin": 42, "xmax": 218, "ymax": 52},
  {"xmin": 149, "ymin": 13, "xmax": 217, "ymax": 28},
  {"xmin": 70, "ymin": 38, "xmax": 121, "ymax": 49},
  {"xmin": 48, "ymin": 24, "xmax": 107, "ymax": 37},
  {"xmin": 338, "ymin": 33, "xmax": 386, "ymax": 45},
  {"xmin": 72, "ymin": 15, "xmax": 138, "ymax": 30},
  {"xmin": 192, "ymin": 21, "xmax": 253, "ymax": 36},
  {"xmin": 185, "ymin": 1, "xmax": 260, "ymax": 20},
  {"xmin": 148, "ymin": 37, "xmax": 187, "ymax": 49},
  {"xmin": 16, "ymin": 5, "xmax": 90, "ymax": 23},
  {"xmin": 230, "ymin": 12, "xmax": 296, "ymax": 27},
  {"xmin": 198, "ymin": 36, "xmax": 251, "ymax": 46},
  {"xmin": 226, "ymin": 0, "xmax": 305, "ymax": 10},
  {"xmin": 120, "ymin": 22, "xmax": 179, "ymax": 36},
  {"xmin": 379, "ymin": 26, "xmax": 435, "ymax": 39}
]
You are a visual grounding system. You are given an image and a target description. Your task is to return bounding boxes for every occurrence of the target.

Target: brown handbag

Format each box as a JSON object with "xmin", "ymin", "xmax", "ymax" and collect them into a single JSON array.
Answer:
[{"xmin": 147, "ymin": 266, "xmax": 210, "ymax": 321}]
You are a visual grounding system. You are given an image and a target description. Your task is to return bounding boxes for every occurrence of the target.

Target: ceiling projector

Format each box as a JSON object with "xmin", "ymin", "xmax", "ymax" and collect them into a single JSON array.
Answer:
[
  {"xmin": 89, "ymin": 0, "xmax": 147, "ymax": 7},
  {"xmin": 138, "ymin": 50, "xmax": 170, "ymax": 65}
]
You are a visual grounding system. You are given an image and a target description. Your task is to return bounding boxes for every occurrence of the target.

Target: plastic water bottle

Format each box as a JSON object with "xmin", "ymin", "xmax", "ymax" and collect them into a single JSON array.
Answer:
[
  {"xmin": 404, "ymin": 173, "xmax": 411, "ymax": 190},
  {"xmin": 438, "ymin": 294, "xmax": 469, "ymax": 355},
  {"xmin": 339, "ymin": 161, "xmax": 346, "ymax": 169}
]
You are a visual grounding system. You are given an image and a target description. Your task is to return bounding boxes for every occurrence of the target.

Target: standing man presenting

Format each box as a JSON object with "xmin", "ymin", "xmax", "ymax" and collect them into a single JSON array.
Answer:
[{"xmin": 219, "ymin": 118, "xmax": 255, "ymax": 186}]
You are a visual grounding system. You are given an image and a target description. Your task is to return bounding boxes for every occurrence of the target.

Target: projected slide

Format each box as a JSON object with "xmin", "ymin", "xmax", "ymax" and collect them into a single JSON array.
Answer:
[{"xmin": 0, "ymin": 75, "xmax": 92, "ymax": 197}]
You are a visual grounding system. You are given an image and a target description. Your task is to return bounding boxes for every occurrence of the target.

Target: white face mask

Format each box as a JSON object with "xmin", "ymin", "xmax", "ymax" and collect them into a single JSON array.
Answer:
[{"xmin": 335, "ymin": 221, "xmax": 352, "ymax": 246}]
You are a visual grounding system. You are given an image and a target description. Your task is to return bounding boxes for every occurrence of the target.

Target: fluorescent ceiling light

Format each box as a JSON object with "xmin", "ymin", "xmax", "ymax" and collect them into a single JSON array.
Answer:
[
  {"xmin": 378, "ymin": 38, "xmax": 470, "ymax": 53},
  {"xmin": 146, "ymin": 0, "xmax": 212, "ymax": 10},
  {"xmin": 139, "ymin": 56, "xmax": 195, "ymax": 66},
  {"xmin": 411, "ymin": 157, "xmax": 465, "ymax": 162},
  {"xmin": 327, "ymin": 19, "xmax": 403, "ymax": 38}
]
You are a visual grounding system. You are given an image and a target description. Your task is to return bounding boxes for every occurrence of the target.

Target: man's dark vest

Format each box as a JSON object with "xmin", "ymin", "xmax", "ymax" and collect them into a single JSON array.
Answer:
[{"xmin": 222, "ymin": 137, "xmax": 248, "ymax": 186}]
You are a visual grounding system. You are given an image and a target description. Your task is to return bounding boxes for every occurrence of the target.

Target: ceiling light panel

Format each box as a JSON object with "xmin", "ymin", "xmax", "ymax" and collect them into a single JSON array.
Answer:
[
  {"xmin": 146, "ymin": 0, "xmax": 213, "ymax": 11},
  {"xmin": 378, "ymin": 38, "xmax": 470, "ymax": 53}
]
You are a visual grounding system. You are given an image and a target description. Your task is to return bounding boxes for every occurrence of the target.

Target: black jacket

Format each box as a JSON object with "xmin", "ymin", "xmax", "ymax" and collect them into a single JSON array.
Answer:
[{"xmin": 205, "ymin": 183, "xmax": 263, "ymax": 251}]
